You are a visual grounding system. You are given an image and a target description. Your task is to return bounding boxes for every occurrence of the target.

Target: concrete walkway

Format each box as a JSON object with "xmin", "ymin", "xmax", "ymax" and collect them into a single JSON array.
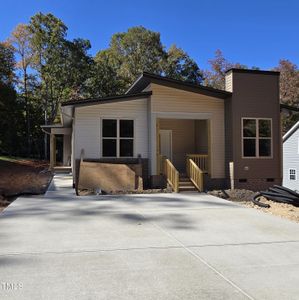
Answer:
[{"xmin": 0, "ymin": 175, "xmax": 299, "ymax": 299}]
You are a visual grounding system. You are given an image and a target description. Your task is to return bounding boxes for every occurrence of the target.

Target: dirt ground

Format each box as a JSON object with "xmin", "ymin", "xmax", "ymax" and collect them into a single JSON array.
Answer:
[
  {"xmin": 0, "ymin": 157, "xmax": 53, "ymax": 212},
  {"xmin": 209, "ymin": 189, "xmax": 299, "ymax": 224}
]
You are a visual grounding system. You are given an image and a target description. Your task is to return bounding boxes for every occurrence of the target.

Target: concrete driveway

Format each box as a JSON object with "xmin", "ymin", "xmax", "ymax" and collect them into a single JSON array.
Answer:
[{"xmin": 0, "ymin": 175, "xmax": 299, "ymax": 300}]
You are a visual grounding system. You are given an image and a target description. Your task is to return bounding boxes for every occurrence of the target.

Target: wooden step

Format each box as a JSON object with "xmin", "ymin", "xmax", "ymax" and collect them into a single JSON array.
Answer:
[
  {"xmin": 178, "ymin": 173, "xmax": 198, "ymax": 192},
  {"xmin": 179, "ymin": 186, "xmax": 197, "ymax": 192},
  {"xmin": 179, "ymin": 177, "xmax": 190, "ymax": 182},
  {"xmin": 178, "ymin": 179, "xmax": 197, "ymax": 192},
  {"xmin": 179, "ymin": 181, "xmax": 194, "ymax": 187},
  {"xmin": 54, "ymin": 166, "xmax": 72, "ymax": 174}
]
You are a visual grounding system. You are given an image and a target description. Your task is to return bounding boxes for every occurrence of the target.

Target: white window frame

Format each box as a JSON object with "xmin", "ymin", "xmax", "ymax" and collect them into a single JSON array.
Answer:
[
  {"xmin": 289, "ymin": 168, "xmax": 297, "ymax": 181},
  {"xmin": 241, "ymin": 118, "xmax": 273, "ymax": 159},
  {"xmin": 101, "ymin": 118, "xmax": 135, "ymax": 158}
]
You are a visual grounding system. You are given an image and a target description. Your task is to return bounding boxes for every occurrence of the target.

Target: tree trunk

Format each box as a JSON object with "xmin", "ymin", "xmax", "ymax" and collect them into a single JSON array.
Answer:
[{"xmin": 24, "ymin": 70, "xmax": 31, "ymax": 157}]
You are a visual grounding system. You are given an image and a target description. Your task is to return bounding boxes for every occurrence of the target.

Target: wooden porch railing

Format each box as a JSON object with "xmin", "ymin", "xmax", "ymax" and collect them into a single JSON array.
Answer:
[
  {"xmin": 186, "ymin": 154, "xmax": 209, "ymax": 173},
  {"xmin": 164, "ymin": 159, "xmax": 179, "ymax": 193},
  {"xmin": 186, "ymin": 158, "xmax": 204, "ymax": 192},
  {"xmin": 157, "ymin": 154, "xmax": 179, "ymax": 192}
]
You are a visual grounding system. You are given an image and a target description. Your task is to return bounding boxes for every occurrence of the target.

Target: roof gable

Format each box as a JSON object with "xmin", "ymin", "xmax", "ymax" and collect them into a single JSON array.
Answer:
[
  {"xmin": 126, "ymin": 72, "xmax": 231, "ymax": 99},
  {"xmin": 283, "ymin": 121, "xmax": 299, "ymax": 143}
]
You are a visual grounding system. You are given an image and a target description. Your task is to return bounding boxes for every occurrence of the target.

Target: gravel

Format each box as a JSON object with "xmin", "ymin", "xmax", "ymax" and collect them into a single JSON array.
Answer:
[{"xmin": 208, "ymin": 189, "xmax": 299, "ymax": 224}]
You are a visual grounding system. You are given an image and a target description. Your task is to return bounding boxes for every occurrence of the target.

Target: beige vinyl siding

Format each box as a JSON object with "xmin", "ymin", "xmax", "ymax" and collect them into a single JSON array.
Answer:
[
  {"xmin": 74, "ymin": 98, "xmax": 148, "ymax": 160},
  {"xmin": 150, "ymin": 84, "xmax": 225, "ymax": 178},
  {"xmin": 225, "ymin": 72, "xmax": 233, "ymax": 92}
]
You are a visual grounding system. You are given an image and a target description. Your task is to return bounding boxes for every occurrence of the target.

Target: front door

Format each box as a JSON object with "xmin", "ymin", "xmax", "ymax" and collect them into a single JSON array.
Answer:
[{"xmin": 159, "ymin": 130, "xmax": 172, "ymax": 160}]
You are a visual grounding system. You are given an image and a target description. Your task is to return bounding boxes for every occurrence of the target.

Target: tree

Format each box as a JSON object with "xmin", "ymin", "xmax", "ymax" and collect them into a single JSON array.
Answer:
[
  {"xmin": 61, "ymin": 38, "xmax": 93, "ymax": 100},
  {"xmin": 91, "ymin": 26, "xmax": 203, "ymax": 95},
  {"xmin": 0, "ymin": 41, "xmax": 15, "ymax": 85},
  {"xmin": 86, "ymin": 49, "xmax": 124, "ymax": 97},
  {"xmin": 9, "ymin": 23, "xmax": 34, "ymax": 155},
  {"xmin": 274, "ymin": 60, "xmax": 299, "ymax": 106},
  {"xmin": 203, "ymin": 49, "xmax": 234, "ymax": 90},
  {"xmin": 203, "ymin": 49, "xmax": 248, "ymax": 90},
  {"xmin": 28, "ymin": 13, "xmax": 68, "ymax": 158},
  {"xmin": 274, "ymin": 60, "xmax": 299, "ymax": 133},
  {"xmin": 0, "ymin": 42, "xmax": 24, "ymax": 156},
  {"xmin": 163, "ymin": 45, "xmax": 203, "ymax": 83},
  {"xmin": 109, "ymin": 26, "xmax": 165, "ymax": 86},
  {"xmin": 29, "ymin": 13, "xmax": 68, "ymax": 121},
  {"xmin": 28, "ymin": 13, "xmax": 92, "ymax": 157}
]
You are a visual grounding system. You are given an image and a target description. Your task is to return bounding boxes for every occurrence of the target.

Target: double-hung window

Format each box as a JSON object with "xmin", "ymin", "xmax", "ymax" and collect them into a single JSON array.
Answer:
[
  {"xmin": 242, "ymin": 118, "xmax": 272, "ymax": 158},
  {"xmin": 102, "ymin": 119, "xmax": 134, "ymax": 157},
  {"xmin": 289, "ymin": 169, "xmax": 297, "ymax": 181}
]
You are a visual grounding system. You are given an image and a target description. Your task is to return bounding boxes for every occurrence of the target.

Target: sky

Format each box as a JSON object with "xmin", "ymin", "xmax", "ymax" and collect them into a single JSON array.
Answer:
[{"xmin": 1, "ymin": 0, "xmax": 298, "ymax": 70}]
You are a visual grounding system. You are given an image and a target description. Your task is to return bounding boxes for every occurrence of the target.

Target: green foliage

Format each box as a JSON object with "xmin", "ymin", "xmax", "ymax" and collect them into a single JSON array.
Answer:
[
  {"xmin": 28, "ymin": 13, "xmax": 92, "ymax": 123},
  {"xmin": 0, "ymin": 42, "xmax": 15, "ymax": 85},
  {"xmin": 91, "ymin": 26, "xmax": 202, "ymax": 95},
  {"xmin": 61, "ymin": 38, "xmax": 93, "ymax": 99},
  {"xmin": 2, "ymin": 12, "xmax": 299, "ymax": 158},
  {"xmin": 164, "ymin": 45, "xmax": 202, "ymax": 83},
  {"xmin": 0, "ymin": 84, "xmax": 25, "ymax": 155},
  {"xmin": 0, "ymin": 42, "xmax": 24, "ymax": 156},
  {"xmin": 86, "ymin": 50, "xmax": 124, "ymax": 97},
  {"xmin": 109, "ymin": 26, "xmax": 165, "ymax": 85}
]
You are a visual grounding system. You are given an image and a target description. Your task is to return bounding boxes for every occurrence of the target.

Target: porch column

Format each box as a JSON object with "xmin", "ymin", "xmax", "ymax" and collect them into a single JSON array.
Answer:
[
  {"xmin": 50, "ymin": 134, "xmax": 56, "ymax": 169},
  {"xmin": 150, "ymin": 114, "xmax": 157, "ymax": 175}
]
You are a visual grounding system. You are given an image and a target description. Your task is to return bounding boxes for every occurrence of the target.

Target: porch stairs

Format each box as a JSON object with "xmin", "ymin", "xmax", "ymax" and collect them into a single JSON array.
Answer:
[
  {"xmin": 160, "ymin": 157, "xmax": 205, "ymax": 192},
  {"xmin": 179, "ymin": 174, "xmax": 198, "ymax": 192},
  {"xmin": 53, "ymin": 166, "xmax": 72, "ymax": 174}
]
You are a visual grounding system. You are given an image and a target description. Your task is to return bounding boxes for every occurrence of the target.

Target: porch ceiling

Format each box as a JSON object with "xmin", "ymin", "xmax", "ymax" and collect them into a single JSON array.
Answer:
[{"xmin": 41, "ymin": 125, "xmax": 71, "ymax": 135}]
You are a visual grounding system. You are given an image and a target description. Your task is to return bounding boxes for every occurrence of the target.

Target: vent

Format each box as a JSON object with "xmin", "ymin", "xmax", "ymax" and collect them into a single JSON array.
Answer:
[
  {"xmin": 267, "ymin": 178, "xmax": 274, "ymax": 182},
  {"xmin": 239, "ymin": 179, "xmax": 247, "ymax": 183}
]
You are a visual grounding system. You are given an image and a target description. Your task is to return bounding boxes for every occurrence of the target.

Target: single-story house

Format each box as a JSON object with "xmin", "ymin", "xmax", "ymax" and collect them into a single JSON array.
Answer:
[
  {"xmin": 283, "ymin": 121, "xmax": 299, "ymax": 191},
  {"xmin": 42, "ymin": 68, "xmax": 282, "ymax": 192}
]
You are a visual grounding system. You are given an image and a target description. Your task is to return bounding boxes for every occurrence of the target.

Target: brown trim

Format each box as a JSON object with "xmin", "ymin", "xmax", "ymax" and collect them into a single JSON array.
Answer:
[
  {"xmin": 61, "ymin": 92, "xmax": 152, "ymax": 107},
  {"xmin": 225, "ymin": 68, "xmax": 280, "ymax": 76},
  {"xmin": 126, "ymin": 72, "xmax": 231, "ymax": 99}
]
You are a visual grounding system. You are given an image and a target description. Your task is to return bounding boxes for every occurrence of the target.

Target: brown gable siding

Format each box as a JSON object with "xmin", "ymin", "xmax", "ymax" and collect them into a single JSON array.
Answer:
[{"xmin": 225, "ymin": 70, "xmax": 282, "ymax": 187}]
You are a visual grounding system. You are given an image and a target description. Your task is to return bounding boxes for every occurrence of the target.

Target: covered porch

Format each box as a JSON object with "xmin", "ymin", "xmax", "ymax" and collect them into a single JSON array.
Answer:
[
  {"xmin": 156, "ymin": 118, "xmax": 211, "ymax": 192},
  {"xmin": 41, "ymin": 125, "xmax": 72, "ymax": 170}
]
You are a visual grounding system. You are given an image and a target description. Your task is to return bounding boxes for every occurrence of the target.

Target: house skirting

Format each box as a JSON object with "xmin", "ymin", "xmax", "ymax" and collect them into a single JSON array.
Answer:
[{"xmin": 232, "ymin": 178, "xmax": 282, "ymax": 191}]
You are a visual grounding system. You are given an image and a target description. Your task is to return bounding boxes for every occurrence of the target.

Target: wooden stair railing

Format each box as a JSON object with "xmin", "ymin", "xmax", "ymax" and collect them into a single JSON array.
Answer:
[
  {"xmin": 186, "ymin": 158, "xmax": 204, "ymax": 192},
  {"xmin": 186, "ymin": 154, "xmax": 209, "ymax": 173},
  {"xmin": 163, "ymin": 158, "xmax": 179, "ymax": 193}
]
